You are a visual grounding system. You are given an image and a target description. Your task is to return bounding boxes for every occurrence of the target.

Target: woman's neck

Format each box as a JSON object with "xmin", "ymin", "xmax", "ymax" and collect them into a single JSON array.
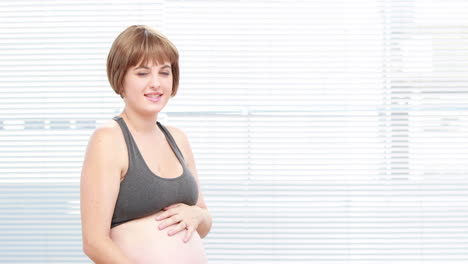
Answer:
[{"xmin": 119, "ymin": 108, "xmax": 159, "ymax": 135}]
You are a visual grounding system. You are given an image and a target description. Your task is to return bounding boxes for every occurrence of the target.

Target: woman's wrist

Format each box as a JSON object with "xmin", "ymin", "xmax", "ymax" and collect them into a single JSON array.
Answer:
[
  {"xmin": 193, "ymin": 205, "xmax": 211, "ymax": 238},
  {"xmin": 194, "ymin": 205, "xmax": 207, "ymax": 224}
]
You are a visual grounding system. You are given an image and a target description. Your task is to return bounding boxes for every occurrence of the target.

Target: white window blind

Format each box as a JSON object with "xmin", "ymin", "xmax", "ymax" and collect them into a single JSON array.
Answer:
[{"xmin": 0, "ymin": 0, "xmax": 467, "ymax": 263}]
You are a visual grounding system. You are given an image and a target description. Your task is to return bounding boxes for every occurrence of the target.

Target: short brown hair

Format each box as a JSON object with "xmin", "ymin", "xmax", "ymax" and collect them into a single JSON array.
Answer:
[{"xmin": 107, "ymin": 25, "xmax": 180, "ymax": 98}]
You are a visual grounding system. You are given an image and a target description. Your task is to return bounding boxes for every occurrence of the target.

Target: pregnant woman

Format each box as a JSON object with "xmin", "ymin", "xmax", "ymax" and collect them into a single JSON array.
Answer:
[{"xmin": 80, "ymin": 25, "xmax": 212, "ymax": 263}]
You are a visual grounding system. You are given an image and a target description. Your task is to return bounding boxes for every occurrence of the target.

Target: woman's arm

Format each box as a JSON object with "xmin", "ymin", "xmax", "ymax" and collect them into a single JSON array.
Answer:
[
  {"xmin": 184, "ymin": 141, "xmax": 212, "ymax": 238},
  {"xmin": 157, "ymin": 126, "xmax": 212, "ymax": 241},
  {"xmin": 80, "ymin": 125, "xmax": 133, "ymax": 263}
]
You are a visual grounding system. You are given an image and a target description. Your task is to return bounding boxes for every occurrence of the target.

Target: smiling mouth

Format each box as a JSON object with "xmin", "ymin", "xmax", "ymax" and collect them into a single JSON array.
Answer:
[
  {"xmin": 144, "ymin": 93, "xmax": 163, "ymax": 102},
  {"xmin": 145, "ymin": 94, "xmax": 161, "ymax": 98}
]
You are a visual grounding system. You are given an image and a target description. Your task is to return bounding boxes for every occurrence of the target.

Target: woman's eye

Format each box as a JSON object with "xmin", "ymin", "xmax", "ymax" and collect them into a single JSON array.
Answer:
[
  {"xmin": 137, "ymin": 72, "xmax": 148, "ymax": 76},
  {"xmin": 161, "ymin": 72, "xmax": 170, "ymax": 76}
]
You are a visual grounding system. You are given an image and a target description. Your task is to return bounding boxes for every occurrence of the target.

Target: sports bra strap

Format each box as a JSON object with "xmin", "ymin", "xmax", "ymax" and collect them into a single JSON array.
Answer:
[
  {"xmin": 157, "ymin": 121, "xmax": 186, "ymax": 162},
  {"xmin": 112, "ymin": 116, "xmax": 140, "ymax": 166}
]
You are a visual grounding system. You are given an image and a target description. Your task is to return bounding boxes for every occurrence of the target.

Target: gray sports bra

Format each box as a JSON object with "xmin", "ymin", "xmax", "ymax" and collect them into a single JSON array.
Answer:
[{"xmin": 111, "ymin": 116, "xmax": 199, "ymax": 228}]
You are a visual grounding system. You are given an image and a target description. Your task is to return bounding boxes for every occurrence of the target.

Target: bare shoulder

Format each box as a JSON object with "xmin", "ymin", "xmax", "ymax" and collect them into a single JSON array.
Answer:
[
  {"xmin": 163, "ymin": 124, "xmax": 194, "ymax": 159},
  {"xmin": 89, "ymin": 120, "xmax": 124, "ymax": 150},
  {"xmin": 84, "ymin": 120, "xmax": 127, "ymax": 174},
  {"xmin": 164, "ymin": 124, "xmax": 190, "ymax": 147}
]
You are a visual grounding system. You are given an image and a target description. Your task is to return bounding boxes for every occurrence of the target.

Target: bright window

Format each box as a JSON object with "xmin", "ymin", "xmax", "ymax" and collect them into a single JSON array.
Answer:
[{"xmin": 1, "ymin": 0, "xmax": 467, "ymax": 263}]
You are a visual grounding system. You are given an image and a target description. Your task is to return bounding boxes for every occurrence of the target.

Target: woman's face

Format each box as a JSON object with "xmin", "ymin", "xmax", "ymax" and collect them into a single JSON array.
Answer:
[{"xmin": 122, "ymin": 60, "xmax": 173, "ymax": 115}]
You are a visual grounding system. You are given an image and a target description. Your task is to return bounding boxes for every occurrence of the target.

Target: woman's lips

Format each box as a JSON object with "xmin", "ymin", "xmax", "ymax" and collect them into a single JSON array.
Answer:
[{"xmin": 144, "ymin": 93, "xmax": 162, "ymax": 102}]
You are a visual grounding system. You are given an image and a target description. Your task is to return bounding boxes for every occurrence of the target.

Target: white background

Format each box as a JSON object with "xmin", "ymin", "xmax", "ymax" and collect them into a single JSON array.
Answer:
[{"xmin": 1, "ymin": 0, "xmax": 468, "ymax": 263}]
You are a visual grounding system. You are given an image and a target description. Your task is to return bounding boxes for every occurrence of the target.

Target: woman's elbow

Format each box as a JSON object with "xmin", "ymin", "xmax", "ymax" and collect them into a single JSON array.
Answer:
[
  {"xmin": 82, "ymin": 235, "xmax": 105, "ymax": 259},
  {"xmin": 199, "ymin": 220, "xmax": 212, "ymax": 239},
  {"xmin": 82, "ymin": 239, "xmax": 97, "ymax": 259}
]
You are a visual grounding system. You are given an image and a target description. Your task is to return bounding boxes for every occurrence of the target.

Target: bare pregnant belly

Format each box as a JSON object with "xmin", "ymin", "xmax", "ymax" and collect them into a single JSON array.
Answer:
[{"xmin": 110, "ymin": 211, "xmax": 208, "ymax": 264}]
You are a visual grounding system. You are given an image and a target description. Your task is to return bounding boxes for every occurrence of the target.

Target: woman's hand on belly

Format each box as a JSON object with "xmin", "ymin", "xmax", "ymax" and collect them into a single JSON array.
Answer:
[
  {"xmin": 110, "ymin": 211, "xmax": 207, "ymax": 264},
  {"xmin": 155, "ymin": 203, "xmax": 205, "ymax": 243}
]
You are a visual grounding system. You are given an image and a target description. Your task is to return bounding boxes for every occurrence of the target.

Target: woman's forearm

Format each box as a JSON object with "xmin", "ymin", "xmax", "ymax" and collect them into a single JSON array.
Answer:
[
  {"xmin": 196, "ymin": 207, "xmax": 212, "ymax": 238},
  {"xmin": 83, "ymin": 236, "xmax": 133, "ymax": 264}
]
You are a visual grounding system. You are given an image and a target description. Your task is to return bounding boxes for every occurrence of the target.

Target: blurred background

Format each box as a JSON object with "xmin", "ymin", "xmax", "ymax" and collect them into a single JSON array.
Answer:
[{"xmin": 1, "ymin": 0, "xmax": 468, "ymax": 263}]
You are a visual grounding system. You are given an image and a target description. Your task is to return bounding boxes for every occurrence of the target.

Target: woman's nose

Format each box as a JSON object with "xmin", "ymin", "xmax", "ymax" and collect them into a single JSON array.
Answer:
[{"xmin": 149, "ymin": 73, "xmax": 160, "ymax": 88}]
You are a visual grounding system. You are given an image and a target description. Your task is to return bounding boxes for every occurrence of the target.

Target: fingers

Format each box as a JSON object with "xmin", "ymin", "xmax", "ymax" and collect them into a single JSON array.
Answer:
[
  {"xmin": 156, "ymin": 207, "xmax": 178, "ymax": 221},
  {"xmin": 158, "ymin": 214, "xmax": 181, "ymax": 230},
  {"xmin": 168, "ymin": 221, "xmax": 187, "ymax": 236},
  {"xmin": 154, "ymin": 204, "xmax": 200, "ymax": 240},
  {"xmin": 164, "ymin": 203, "xmax": 183, "ymax": 210},
  {"xmin": 183, "ymin": 225, "xmax": 196, "ymax": 243}
]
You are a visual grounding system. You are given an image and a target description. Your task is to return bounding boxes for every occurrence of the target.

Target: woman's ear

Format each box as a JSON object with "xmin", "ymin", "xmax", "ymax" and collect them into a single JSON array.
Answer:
[{"xmin": 119, "ymin": 88, "xmax": 126, "ymax": 98}]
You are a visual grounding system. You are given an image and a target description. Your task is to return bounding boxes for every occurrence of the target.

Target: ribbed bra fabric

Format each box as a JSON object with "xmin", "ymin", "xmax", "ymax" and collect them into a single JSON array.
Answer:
[{"xmin": 110, "ymin": 116, "xmax": 199, "ymax": 228}]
